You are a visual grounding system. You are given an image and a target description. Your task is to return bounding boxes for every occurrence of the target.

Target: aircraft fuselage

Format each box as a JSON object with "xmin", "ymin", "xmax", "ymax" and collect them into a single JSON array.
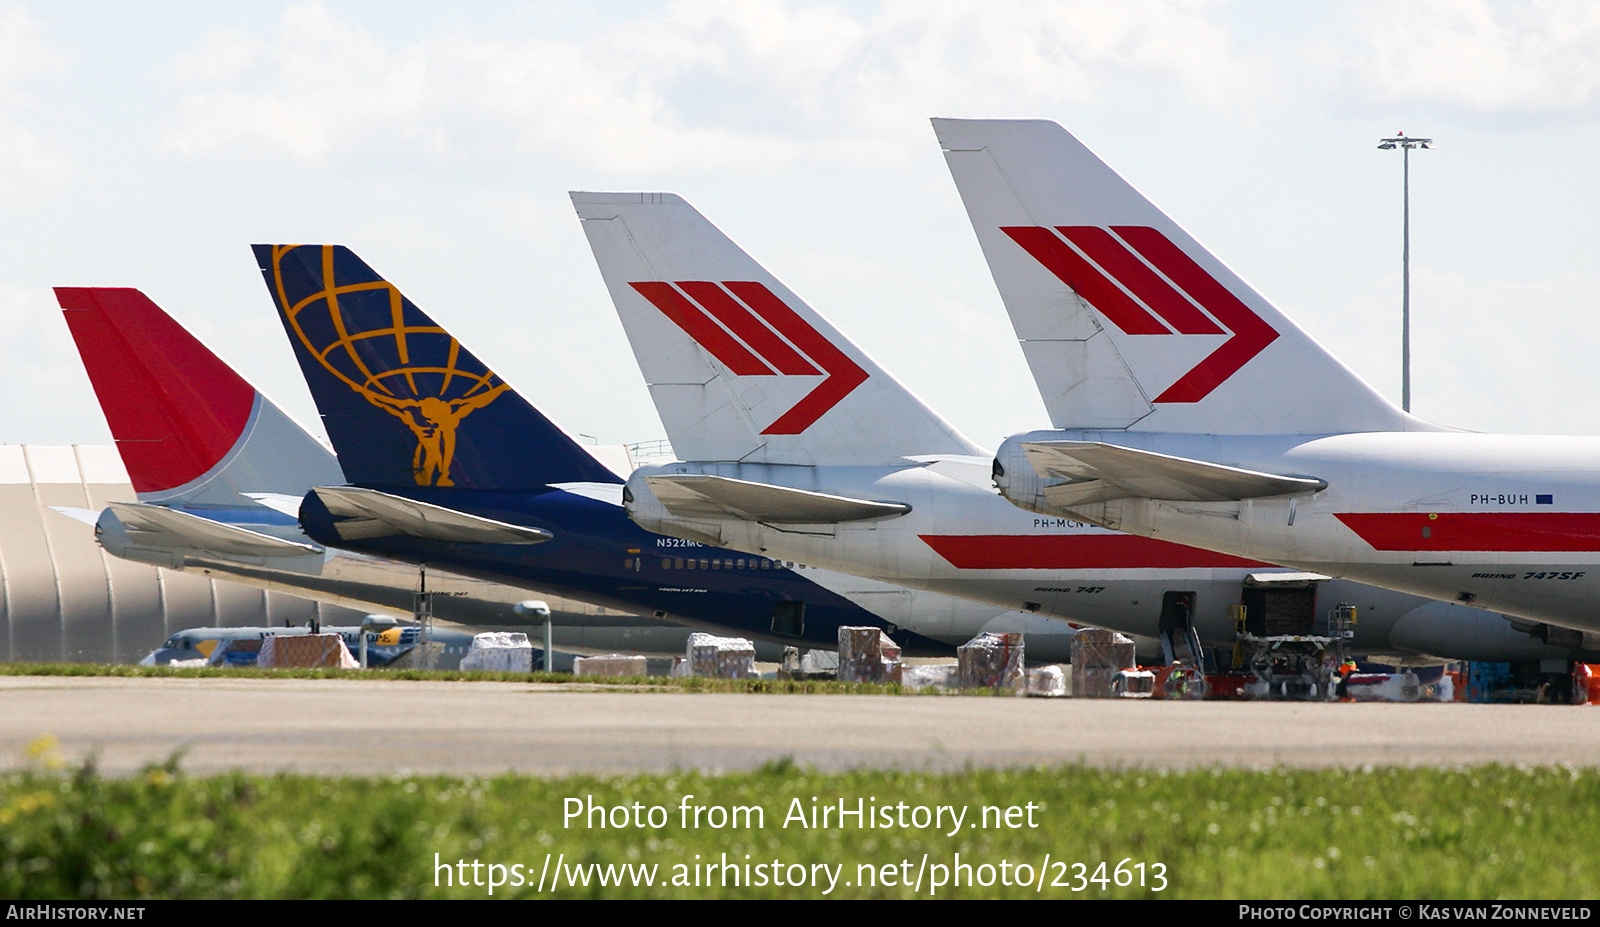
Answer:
[
  {"xmin": 624, "ymin": 455, "xmax": 1600, "ymax": 663},
  {"xmin": 996, "ymin": 428, "xmax": 1600, "ymax": 638}
]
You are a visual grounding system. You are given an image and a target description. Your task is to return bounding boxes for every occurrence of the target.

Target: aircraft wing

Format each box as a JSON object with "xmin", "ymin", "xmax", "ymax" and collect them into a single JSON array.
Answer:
[
  {"xmin": 105, "ymin": 502, "xmax": 323, "ymax": 558},
  {"xmin": 1021, "ymin": 441, "xmax": 1326, "ymax": 505},
  {"xmin": 643, "ymin": 474, "xmax": 911, "ymax": 524},
  {"xmin": 311, "ymin": 486, "xmax": 554, "ymax": 545}
]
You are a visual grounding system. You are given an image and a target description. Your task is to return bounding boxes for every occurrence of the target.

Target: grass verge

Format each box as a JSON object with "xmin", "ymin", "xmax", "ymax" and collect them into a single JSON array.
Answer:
[{"xmin": 2, "ymin": 747, "xmax": 1595, "ymax": 899}]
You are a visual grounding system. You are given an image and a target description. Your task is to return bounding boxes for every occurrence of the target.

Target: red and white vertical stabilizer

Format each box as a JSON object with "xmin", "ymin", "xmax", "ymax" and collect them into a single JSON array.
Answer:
[
  {"xmin": 56, "ymin": 287, "xmax": 344, "ymax": 507},
  {"xmin": 934, "ymin": 118, "xmax": 1433, "ymax": 436},
  {"xmin": 937, "ymin": 120, "xmax": 1600, "ymax": 636},
  {"xmin": 572, "ymin": 192, "xmax": 982, "ymax": 466}
]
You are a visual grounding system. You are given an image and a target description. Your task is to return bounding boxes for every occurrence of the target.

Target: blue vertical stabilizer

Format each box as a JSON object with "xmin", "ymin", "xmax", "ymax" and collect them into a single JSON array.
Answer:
[{"xmin": 255, "ymin": 244, "xmax": 620, "ymax": 490}]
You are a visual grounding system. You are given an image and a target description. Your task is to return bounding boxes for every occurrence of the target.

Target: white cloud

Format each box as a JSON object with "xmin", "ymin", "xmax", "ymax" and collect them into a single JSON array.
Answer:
[
  {"xmin": 1339, "ymin": 0, "xmax": 1600, "ymax": 114},
  {"xmin": 0, "ymin": 284, "xmax": 111, "ymax": 445},
  {"xmin": 1398, "ymin": 266, "xmax": 1600, "ymax": 433},
  {"xmin": 0, "ymin": 2, "xmax": 69, "ymax": 197},
  {"xmin": 0, "ymin": 2, "xmax": 61, "ymax": 86},
  {"xmin": 160, "ymin": 0, "xmax": 1261, "ymax": 175}
]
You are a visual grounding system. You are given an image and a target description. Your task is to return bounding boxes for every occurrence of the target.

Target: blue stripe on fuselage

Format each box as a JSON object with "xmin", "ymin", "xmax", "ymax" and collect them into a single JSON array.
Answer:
[{"xmin": 298, "ymin": 485, "xmax": 950, "ymax": 655}]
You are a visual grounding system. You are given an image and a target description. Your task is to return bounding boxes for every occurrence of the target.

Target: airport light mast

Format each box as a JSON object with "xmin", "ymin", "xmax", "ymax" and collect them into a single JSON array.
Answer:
[{"xmin": 1377, "ymin": 131, "xmax": 1433, "ymax": 413}]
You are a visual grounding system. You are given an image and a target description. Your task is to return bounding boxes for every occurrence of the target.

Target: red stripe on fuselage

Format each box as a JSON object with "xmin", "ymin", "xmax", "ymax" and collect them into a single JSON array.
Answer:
[
  {"xmin": 920, "ymin": 534, "xmax": 1266, "ymax": 569},
  {"xmin": 1335, "ymin": 512, "xmax": 1600, "ymax": 552}
]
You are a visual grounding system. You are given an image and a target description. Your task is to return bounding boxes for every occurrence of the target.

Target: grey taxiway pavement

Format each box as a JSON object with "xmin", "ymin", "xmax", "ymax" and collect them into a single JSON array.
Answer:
[{"xmin": 4, "ymin": 675, "xmax": 1598, "ymax": 776}]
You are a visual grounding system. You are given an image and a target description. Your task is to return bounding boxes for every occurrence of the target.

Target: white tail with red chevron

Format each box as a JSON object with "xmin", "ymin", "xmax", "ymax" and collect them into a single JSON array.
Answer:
[
  {"xmin": 572, "ymin": 192, "xmax": 980, "ymax": 466},
  {"xmin": 934, "ymin": 118, "xmax": 1429, "ymax": 436}
]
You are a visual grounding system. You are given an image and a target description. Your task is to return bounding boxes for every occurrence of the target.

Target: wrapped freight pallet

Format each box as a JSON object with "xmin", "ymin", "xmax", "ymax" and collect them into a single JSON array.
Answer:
[
  {"xmin": 1112, "ymin": 668, "xmax": 1156, "ymax": 698},
  {"xmin": 801, "ymin": 649, "xmax": 839, "ymax": 677},
  {"xmin": 837, "ymin": 627, "xmax": 903, "ymax": 684},
  {"xmin": 902, "ymin": 663, "xmax": 958, "ymax": 690},
  {"xmin": 461, "ymin": 632, "xmax": 534, "ymax": 673},
  {"xmin": 205, "ymin": 638, "xmax": 263, "ymax": 667},
  {"xmin": 574, "ymin": 654, "xmax": 649, "ymax": 678},
  {"xmin": 957, "ymin": 632, "xmax": 1025, "ymax": 693},
  {"xmin": 1071, "ymin": 628, "xmax": 1137, "ymax": 699},
  {"xmin": 1026, "ymin": 665, "xmax": 1068, "ymax": 698},
  {"xmin": 260, "ymin": 633, "xmax": 360, "ymax": 669},
  {"xmin": 686, "ymin": 632, "xmax": 757, "ymax": 679},
  {"xmin": 779, "ymin": 647, "xmax": 840, "ymax": 681}
]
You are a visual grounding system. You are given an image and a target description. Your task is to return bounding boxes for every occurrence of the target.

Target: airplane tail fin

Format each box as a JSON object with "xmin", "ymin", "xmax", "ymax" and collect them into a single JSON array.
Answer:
[
  {"xmin": 254, "ymin": 244, "xmax": 620, "ymax": 490},
  {"xmin": 934, "ymin": 118, "xmax": 1426, "ymax": 435},
  {"xmin": 56, "ymin": 287, "xmax": 344, "ymax": 506},
  {"xmin": 572, "ymin": 192, "xmax": 983, "ymax": 465}
]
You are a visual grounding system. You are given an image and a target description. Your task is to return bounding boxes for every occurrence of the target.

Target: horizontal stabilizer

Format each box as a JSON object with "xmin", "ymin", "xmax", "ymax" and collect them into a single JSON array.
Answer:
[
  {"xmin": 643, "ymin": 474, "xmax": 911, "ymax": 525},
  {"xmin": 1245, "ymin": 571, "xmax": 1332, "ymax": 585},
  {"xmin": 49, "ymin": 506, "xmax": 102, "ymax": 527},
  {"xmin": 1021, "ymin": 441, "xmax": 1326, "ymax": 505},
  {"xmin": 311, "ymin": 486, "xmax": 554, "ymax": 545},
  {"xmin": 105, "ymin": 502, "xmax": 323, "ymax": 558}
]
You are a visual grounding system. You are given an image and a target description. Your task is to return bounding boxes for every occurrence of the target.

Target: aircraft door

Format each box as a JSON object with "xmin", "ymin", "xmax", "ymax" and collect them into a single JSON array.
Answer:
[
  {"xmin": 1159, "ymin": 591, "xmax": 1195, "ymax": 635},
  {"xmin": 1158, "ymin": 591, "xmax": 1203, "ymax": 667},
  {"xmin": 1241, "ymin": 575, "xmax": 1322, "ymax": 636},
  {"xmin": 772, "ymin": 600, "xmax": 805, "ymax": 636}
]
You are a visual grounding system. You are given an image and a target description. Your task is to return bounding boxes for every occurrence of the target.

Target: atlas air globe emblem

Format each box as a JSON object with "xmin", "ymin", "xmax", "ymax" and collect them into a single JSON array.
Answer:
[{"xmin": 273, "ymin": 245, "xmax": 509, "ymax": 487}]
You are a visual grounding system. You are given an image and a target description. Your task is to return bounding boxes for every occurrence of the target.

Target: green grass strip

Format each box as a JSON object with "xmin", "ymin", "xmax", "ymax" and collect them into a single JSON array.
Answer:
[{"xmin": 2, "ymin": 750, "xmax": 1595, "ymax": 899}]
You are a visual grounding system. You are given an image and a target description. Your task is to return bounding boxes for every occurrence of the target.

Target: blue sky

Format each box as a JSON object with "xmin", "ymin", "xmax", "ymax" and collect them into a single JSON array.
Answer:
[{"xmin": 6, "ymin": 0, "xmax": 1600, "ymax": 451}]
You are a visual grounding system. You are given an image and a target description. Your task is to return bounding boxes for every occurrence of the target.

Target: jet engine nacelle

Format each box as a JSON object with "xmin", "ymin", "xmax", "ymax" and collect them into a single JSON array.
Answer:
[
  {"xmin": 992, "ymin": 432, "xmax": 1054, "ymax": 518},
  {"xmin": 94, "ymin": 507, "xmax": 183, "ymax": 570},
  {"xmin": 1387, "ymin": 600, "xmax": 1600, "ymax": 663},
  {"xmin": 622, "ymin": 465, "xmax": 729, "ymax": 548}
]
